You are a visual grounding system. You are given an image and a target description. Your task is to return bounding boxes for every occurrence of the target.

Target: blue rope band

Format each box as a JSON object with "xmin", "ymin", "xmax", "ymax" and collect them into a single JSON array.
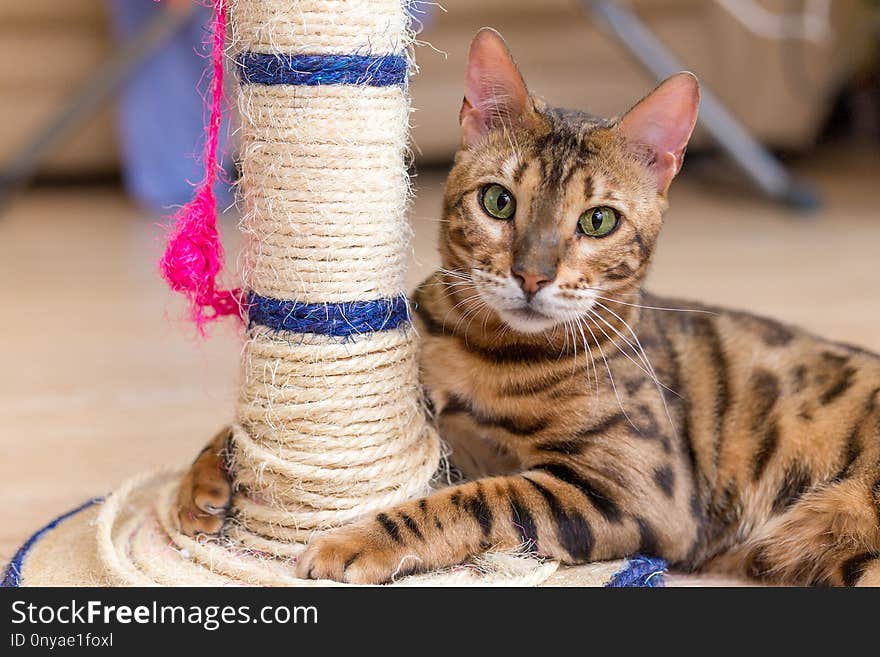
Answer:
[
  {"xmin": 247, "ymin": 292, "xmax": 410, "ymax": 337},
  {"xmin": 237, "ymin": 53, "xmax": 408, "ymax": 87},
  {"xmin": 2, "ymin": 497, "xmax": 104, "ymax": 587},
  {"xmin": 606, "ymin": 556, "xmax": 667, "ymax": 588}
]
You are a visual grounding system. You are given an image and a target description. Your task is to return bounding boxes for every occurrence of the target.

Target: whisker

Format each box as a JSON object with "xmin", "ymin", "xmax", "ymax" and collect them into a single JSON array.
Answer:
[
  {"xmin": 587, "ymin": 292, "xmax": 718, "ymax": 316},
  {"xmin": 586, "ymin": 308, "xmax": 677, "ymax": 397},
  {"xmin": 448, "ymin": 291, "xmax": 490, "ymax": 339},
  {"xmin": 445, "ymin": 292, "xmax": 482, "ymax": 313},
  {"xmin": 573, "ymin": 319, "xmax": 600, "ymax": 397},
  {"xmin": 437, "ymin": 268, "xmax": 473, "ymax": 282},
  {"xmin": 441, "ymin": 291, "xmax": 483, "ymax": 329},
  {"xmin": 463, "ymin": 303, "xmax": 489, "ymax": 337},
  {"xmin": 451, "ymin": 307, "xmax": 481, "ymax": 341},
  {"xmin": 593, "ymin": 301, "xmax": 666, "ymax": 383},
  {"xmin": 438, "ymin": 283, "xmax": 480, "ymax": 295},
  {"xmin": 593, "ymin": 301, "xmax": 680, "ymax": 437},
  {"xmin": 437, "ymin": 280, "xmax": 479, "ymax": 291},
  {"xmin": 585, "ymin": 311, "xmax": 672, "ymax": 396},
  {"xmin": 439, "ymin": 278, "xmax": 477, "ymax": 286},
  {"xmin": 447, "ymin": 296, "xmax": 483, "ymax": 324},
  {"xmin": 538, "ymin": 324, "xmax": 558, "ymax": 354},
  {"xmin": 578, "ymin": 316, "xmax": 634, "ymax": 429},
  {"xmin": 481, "ymin": 300, "xmax": 493, "ymax": 335}
]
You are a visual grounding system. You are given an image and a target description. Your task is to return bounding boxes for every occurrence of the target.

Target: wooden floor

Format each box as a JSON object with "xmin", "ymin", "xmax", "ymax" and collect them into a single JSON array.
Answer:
[{"xmin": 2, "ymin": 148, "xmax": 879, "ymax": 561}]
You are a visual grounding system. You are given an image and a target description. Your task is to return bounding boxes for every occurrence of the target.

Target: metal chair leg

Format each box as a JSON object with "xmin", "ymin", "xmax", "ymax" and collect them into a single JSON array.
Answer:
[
  {"xmin": 0, "ymin": 5, "xmax": 195, "ymax": 211},
  {"xmin": 580, "ymin": 0, "xmax": 821, "ymax": 211}
]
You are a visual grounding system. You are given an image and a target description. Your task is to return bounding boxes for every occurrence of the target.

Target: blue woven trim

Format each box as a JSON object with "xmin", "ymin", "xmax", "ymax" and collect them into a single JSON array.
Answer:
[
  {"xmin": 2, "ymin": 497, "xmax": 103, "ymax": 587},
  {"xmin": 247, "ymin": 292, "xmax": 410, "ymax": 337},
  {"xmin": 606, "ymin": 556, "xmax": 667, "ymax": 588},
  {"xmin": 237, "ymin": 53, "xmax": 408, "ymax": 87}
]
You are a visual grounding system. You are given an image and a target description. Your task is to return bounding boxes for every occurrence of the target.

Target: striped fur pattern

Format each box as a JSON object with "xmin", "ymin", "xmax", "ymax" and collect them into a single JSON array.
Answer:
[{"xmin": 177, "ymin": 30, "xmax": 880, "ymax": 586}]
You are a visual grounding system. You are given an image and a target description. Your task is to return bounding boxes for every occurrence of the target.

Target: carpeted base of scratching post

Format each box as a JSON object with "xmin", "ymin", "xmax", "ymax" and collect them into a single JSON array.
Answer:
[
  {"xmin": 3, "ymin": 474, "xmax": 750, "ymax": 588},
  {"xmin": 0, "ymin": 486, "xmax": 626, "ymax": 588}
]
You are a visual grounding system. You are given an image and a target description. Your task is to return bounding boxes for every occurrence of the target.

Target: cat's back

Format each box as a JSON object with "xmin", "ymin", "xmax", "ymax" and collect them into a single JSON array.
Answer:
[
  {"xmin": 643, "ymin": 290, "xmax": 880, "ymax": 492},
  {"xmin": 643, "ymin": 289, "xmax": 880, "ymax": 388}
]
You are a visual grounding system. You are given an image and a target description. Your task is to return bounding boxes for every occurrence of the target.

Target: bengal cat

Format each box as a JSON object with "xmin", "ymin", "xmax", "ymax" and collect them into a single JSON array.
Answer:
[{"xmin": 177, "ymin": 29, "xmax": 880, "ymax": 586}]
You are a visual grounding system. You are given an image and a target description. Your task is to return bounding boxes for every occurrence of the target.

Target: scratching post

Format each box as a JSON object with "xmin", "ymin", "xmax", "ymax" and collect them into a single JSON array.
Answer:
[
  {"xmin": 4, "ymin": 0, "xmax": 673, "ymax": 588},
  {"xmin": 227, "ymin": 0, "xmax": 440, "ymax": 551}
]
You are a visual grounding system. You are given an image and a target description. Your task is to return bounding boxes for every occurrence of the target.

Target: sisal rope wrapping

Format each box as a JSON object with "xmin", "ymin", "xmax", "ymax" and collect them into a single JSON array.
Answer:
[
  {"xmin": 225, "ymin": 0, "xmax": 440, "ymax": 554},
  {"xmin": 238, "ymin": 84, "xmax": 410, "ymax": 302}
]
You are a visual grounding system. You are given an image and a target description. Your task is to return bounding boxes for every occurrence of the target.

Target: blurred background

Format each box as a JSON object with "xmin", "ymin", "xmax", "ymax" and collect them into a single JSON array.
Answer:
[{"xmin": 1, "ymin": 0, "xmax": 879, "ymax": 558}]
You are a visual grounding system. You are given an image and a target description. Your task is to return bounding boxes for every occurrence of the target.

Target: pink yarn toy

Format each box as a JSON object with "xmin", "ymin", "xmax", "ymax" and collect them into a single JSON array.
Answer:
[{"xmin": 159, "ymin": 0, "xmax": 241, "ymax": 333}]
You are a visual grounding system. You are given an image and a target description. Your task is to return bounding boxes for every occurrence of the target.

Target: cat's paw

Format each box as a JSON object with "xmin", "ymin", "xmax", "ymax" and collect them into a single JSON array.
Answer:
[
  {"xmin": 296, "ymin": 525, "xmax": 422, "ymax": 585},
  {"xmin": 175, "ymin": 430, "xmax": 233, "ymax": 536}
]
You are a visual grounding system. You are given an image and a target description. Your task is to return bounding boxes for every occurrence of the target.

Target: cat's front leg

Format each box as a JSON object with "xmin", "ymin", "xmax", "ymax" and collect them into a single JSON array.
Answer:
[{"xmin": 297, "ymin": 467, "xmax": 671, "ymax": 584}]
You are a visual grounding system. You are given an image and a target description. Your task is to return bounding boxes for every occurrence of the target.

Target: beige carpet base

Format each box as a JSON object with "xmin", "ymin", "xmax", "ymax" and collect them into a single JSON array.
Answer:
[{"xmin": 6, "ymin": 470, "xmax": 749, "ymax": 588}]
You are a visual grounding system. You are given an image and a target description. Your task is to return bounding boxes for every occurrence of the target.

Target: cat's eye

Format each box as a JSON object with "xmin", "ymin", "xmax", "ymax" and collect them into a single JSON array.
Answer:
[
  {"xmin": 577, "ymin": 206, "xmax": 620, "ymax": 237},
  {"xmin": 479, "ymin": 184, "xmax": 516, "ymax": 220}
]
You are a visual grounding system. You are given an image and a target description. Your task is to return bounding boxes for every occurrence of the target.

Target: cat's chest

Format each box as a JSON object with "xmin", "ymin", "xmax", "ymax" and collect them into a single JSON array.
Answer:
[
  {"xmin": 419, "ymin": 333, "xmax": 530, "ymax": 411},
  {"xmin": 418, "ymin": 331, "xmax": 615, "ymax": 434}
]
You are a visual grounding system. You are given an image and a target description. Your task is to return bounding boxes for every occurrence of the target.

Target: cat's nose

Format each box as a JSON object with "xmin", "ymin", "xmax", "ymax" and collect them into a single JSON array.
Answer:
[{"xmin": 512, "ymin": 269, "xmax": 553, "ymax": 296}]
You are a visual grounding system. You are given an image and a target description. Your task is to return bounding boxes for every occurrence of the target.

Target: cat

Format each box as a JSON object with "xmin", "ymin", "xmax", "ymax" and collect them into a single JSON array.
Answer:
[{"xmin": 176, "ymin": 28, "xmax": 880, "ymax": 586}]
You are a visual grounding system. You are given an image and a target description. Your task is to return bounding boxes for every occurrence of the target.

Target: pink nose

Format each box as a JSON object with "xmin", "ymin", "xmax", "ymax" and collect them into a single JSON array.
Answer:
[{"xmin": 512, "ymin": 270, "xmax": 553, "ymax": 296}]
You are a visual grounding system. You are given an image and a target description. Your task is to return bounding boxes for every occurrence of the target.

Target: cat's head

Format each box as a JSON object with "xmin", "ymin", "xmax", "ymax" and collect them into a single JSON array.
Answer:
[{"xmin": 440, "ymin": 28, "xmax": 699, "ymax": 335}]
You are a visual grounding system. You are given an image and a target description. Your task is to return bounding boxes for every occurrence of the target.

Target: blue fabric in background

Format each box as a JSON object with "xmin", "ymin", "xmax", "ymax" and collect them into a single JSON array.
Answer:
[
  {"xmin": 106, "ymin": 0, "xmax": 234, "ymax": 213},
  {"xmin": 105, "ymin": 1, "xmax": 436, "ymax": 214}
]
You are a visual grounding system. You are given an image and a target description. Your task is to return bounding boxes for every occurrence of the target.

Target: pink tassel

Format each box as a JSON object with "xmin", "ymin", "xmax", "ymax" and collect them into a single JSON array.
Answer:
[{"xmin": 159, "ymin": 0, "xmax": 241, "ymax": 333}]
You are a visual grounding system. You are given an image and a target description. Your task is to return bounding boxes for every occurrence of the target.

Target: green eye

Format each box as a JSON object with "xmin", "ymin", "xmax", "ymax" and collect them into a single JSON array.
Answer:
[
  {"xmin": 578, "ymin": 206, "xmax": 620, "ymax": 237},
  {"xmin": 479, "ymin": 184, "xmax": 516, "ymax": 220}
]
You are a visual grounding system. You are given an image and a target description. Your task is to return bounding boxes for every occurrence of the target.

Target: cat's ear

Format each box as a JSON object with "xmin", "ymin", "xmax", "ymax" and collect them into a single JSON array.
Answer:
[
  {"xmin": 618, "ymin": 72, "xmax": 700, "ymax": 193},
  {"xmin": 460, "ymin": 28, "xmax": 533, "ymax": 147}
]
